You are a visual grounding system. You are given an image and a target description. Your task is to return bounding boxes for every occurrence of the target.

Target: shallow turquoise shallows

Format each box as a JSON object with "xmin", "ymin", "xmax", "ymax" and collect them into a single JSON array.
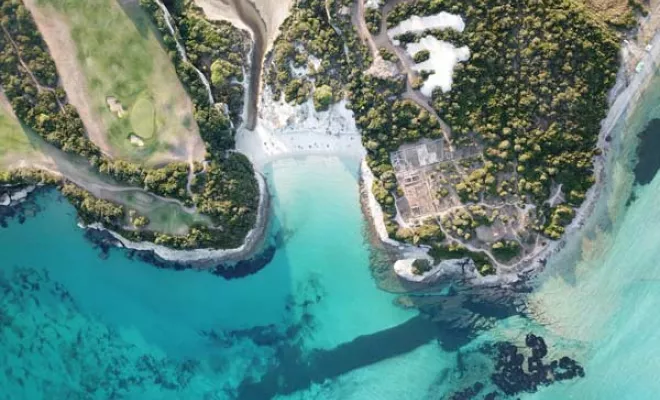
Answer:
[
  {"xmin": 3, "ymin": 68, "xmax": 660, "ymax": 398},
  {"xmin": 0, "ymin": 156, "xmax": 457, "ymax": 399}
]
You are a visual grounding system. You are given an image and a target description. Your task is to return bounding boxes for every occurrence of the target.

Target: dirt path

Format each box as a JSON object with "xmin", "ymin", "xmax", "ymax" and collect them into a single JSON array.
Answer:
[
  {"xmin": 325, "ymin": 0, "xmax": 352, "ymax": 64},
  {"xmin": 353, "ymin": 0, "xmax": 380, "ymax": 56},
  {"xmin": 353, "ymin": 0, "xmax": 454, "ymax": 149}
]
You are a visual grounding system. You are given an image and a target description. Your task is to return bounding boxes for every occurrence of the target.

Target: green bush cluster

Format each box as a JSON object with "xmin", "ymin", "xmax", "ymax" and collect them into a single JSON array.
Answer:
[
  {"xmin": 354, "ymin": 0, "xmax": 617, "ymax": 267},
  {"xmin": 265, "ymin": 0, "xmax": 370, "ymax": 105},
  {"xmin": 140, "ymin": 0, "xmax": 260, "ymax": 237},
  {"xmin": 365, "ymin": 8, "xmax": 382, "ymax": 35}
]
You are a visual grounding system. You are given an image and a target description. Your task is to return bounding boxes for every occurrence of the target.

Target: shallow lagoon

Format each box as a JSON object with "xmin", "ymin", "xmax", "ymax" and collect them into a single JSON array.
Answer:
[{"xmin": 2, "ymin": 71, "xmax": 660, "ymax": 399}]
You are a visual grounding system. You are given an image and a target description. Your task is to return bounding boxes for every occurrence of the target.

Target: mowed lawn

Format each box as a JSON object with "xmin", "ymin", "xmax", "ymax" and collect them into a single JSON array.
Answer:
[{"xmin": 37, "ymin": 0, "xmax": 203, "ymax": 165}]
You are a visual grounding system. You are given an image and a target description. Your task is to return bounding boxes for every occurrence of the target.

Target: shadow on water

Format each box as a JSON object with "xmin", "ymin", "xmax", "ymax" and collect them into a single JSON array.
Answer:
[
  {"xmin": 236, "ymin": 314, "xmax": 439, "ymax": 399},
  {"xmin": 633, "ymin": 118, "xmax": 660, "ymax": 185},
  {"xmin": 234, "ymin": 276, "xmax": 529, "ymax": 399}
]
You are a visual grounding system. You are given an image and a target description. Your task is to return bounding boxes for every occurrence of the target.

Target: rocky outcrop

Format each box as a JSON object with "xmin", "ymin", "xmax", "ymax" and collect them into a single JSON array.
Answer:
[
  {"xmin": 1, "ymin": 184, "xmax": 36, "ymax": 205},
  {"xmin": 0, "ymin": 184, "xmax": 44, "ymax": 227},
  {"xmin": 491, "ymin": 334, "xmax": 584, "ymax": 396},
  {"xmin": 393, "ymin": 257, "xmax": 476, "ymax": 283}
]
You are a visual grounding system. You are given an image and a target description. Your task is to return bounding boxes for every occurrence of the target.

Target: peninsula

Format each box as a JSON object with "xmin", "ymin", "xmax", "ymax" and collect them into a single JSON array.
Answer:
[{"xmin": 0, "ymin": 0, "xmax": 655, "ymax": 281}]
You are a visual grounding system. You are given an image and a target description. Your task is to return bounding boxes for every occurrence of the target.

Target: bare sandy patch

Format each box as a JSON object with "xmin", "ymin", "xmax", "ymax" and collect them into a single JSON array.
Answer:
[
  {"xmin": 250, "ymin": 0, "xmax": 293, "ymax": 50},
  {"xmin": 195, "ymin": 0, "xmax": 293, "ymax": 51},
  {"xmin": 194, "ymin": 0, "xmax": 250, "ymax": 32},
  {"xmin": 106, "ymin": 96, "xmax": 126, "ymax": 118}
]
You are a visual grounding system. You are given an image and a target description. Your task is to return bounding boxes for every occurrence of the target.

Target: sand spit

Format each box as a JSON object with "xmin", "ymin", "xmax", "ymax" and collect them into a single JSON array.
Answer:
[{"xmin": 194, "ymin": 0, "xmax": 250, "ymax": 34}]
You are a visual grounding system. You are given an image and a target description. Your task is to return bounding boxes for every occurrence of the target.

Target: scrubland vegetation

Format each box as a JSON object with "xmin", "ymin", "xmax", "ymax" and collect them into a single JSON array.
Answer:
[
  {"xmin": 263, "ymin": 0, "xmax": 621, "ymax": 271},
  {"xmin": 0, "ymin": 0, "xmax": 259, "ymax": 250}
]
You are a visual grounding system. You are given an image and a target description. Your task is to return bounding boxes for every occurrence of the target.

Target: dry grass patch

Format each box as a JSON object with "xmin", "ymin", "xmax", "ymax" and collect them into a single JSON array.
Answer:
[{"xmin": 28, "ymin": 0, "xmax": 206, "ymax": 165}]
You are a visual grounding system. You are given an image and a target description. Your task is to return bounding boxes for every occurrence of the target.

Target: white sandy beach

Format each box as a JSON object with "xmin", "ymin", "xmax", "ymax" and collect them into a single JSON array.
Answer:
[{"xmin": 235, "ymin": 87, "xmax": 366, "ymax": 168}]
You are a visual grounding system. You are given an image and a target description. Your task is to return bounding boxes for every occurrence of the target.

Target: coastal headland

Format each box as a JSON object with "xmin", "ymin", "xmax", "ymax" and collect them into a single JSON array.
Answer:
[{"xmin": 1, "ymin": 0, "xmax": 658, "ymax": 284}]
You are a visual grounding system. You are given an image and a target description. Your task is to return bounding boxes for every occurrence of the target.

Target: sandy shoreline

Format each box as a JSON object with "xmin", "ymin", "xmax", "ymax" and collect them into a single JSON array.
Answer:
[{"xmin": 236, "ymin": 87, "xmax": 366, "ymax": 168}]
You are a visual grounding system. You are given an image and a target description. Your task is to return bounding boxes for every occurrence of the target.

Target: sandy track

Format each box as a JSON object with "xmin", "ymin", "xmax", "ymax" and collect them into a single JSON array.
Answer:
[{"xmin": 22, "ymin": 0, "xmax": 113, "ymax": 158}]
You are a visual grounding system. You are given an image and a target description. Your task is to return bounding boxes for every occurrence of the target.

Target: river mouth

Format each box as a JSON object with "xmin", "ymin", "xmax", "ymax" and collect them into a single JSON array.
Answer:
[{"xmin": 230, "ymin": 0, "xmax": 267, "ymax": 131}]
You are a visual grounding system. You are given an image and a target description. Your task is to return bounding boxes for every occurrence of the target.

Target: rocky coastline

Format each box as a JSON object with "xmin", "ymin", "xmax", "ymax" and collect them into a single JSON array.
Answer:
[
  {"xmin": 358, "ymin": 32, "xmax": 660, "ymax": 288},
  {"xmin": 82, "ymin": 170, "xmax": 272, "ymax": 267},
  {"xmin": 514, "ymin": 31, "xmax": 660, "ymax": 277},
  {"xmin": 82, "ymin": 227, "xmax": 277, "ymax": 280},
  {"xmin": 0, "ymin": 170, "xmax": 274, "ymax": 277},
  {"xmin": 0, "ymin": 184, "xmax": 44, "ymax": 228}
]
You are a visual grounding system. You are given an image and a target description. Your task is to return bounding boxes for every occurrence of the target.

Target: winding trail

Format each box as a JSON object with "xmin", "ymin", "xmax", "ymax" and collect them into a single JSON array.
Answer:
[
  {"xmin": 325, "ymin": 0, "xmax": 352, "ymax": 64},
  {"xmin": 353, "ymin": 0, "xmax": 454, "ymax": 149},
  {"xmin": 155, "ymin": 0, "xmax": 215, "ymax": 106},
  {"xmin": 0, "ymin": 25, "xmax": 65, "ymax": 111},
  {"xmin": 154, "ymin": 0, "xmax": 226, "ymax": 195}
]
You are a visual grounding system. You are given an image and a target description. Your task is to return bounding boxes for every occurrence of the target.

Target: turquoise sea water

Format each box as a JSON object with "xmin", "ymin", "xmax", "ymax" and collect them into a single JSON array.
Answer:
[
  {"xmin": 0, "ymin": 157, "xmax": 461, "ymax": 399},
  {"xmin": 2, "ymin": 70, "xmax": 660, "ymax": 398}
]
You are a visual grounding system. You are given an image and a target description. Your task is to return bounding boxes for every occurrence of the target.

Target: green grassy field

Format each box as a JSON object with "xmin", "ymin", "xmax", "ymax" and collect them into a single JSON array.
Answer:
[
  {"xmin": 116, "ymin": 191, "xmax": 211, "ymax": 235},
  {"xmin": 37, "ymin": 0, "xmax": 203, "ymax": 165},
  {"xmin": 0, "ymin": 107, "xmax": 43, "ymax": 168},
  {"xmin": 130, "ymin": 94, "xmax": 155, "ymax": 139}
]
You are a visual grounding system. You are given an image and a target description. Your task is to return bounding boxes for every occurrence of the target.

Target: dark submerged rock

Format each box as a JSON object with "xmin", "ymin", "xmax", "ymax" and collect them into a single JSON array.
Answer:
[
  {"xmin": 447, "ymin": 382, "xmax": 485, "ymax": 400},
  {"xmin": 491, "ymin": 334, "xmax": 584, "ymax": 396}
]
